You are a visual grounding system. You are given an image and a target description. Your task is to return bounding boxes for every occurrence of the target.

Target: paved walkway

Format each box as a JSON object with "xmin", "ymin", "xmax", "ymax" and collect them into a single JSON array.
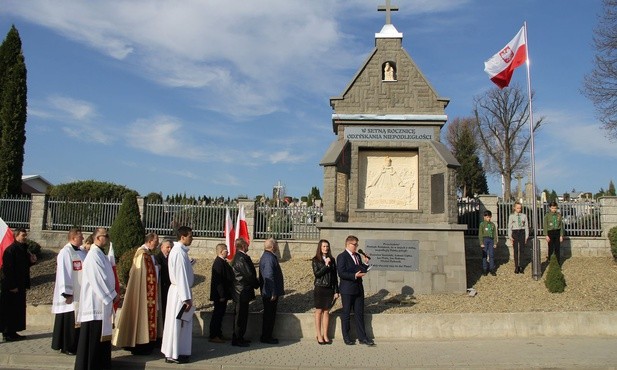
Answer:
[{"xmin": 1, "ymin": 329, "xmax": 617, "ymax": 369}]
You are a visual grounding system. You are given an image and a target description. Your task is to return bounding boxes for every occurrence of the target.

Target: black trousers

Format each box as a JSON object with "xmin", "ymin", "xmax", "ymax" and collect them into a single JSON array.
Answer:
[
  {"xmin": 232, "ymin": 300, "xmax": 249, "ymax": 341},
  {"xmin": 547, "ymin": 229, "xmax": 562, "ymax": 263},
  {"xmin": 74, "ymin": 320, "xmax": 111, "ymax": 370},
  {"xmin": 51, "ymin": 312, "xmax": 79, "ymax": 353},
  {"xmin": 512, "ymin": 229, "xmax": 526, "ymax": 268},
  {"xmin": 0, "ymin": 289, "xmax": 26, "ymax": 335},
  {"xmin": 340, "ymin": 292, "xmax": 368, "ymax": 342},
  {"xmin": 209, "ymin": 299, "xmax": 227, "ymax": 339},
  {"xmin": 261, "ymin": 296, "xmax": 279, "ymax": 340}
]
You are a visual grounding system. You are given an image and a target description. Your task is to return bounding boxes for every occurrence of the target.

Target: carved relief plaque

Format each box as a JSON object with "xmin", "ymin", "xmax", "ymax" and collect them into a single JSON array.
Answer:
[{"xmin": 358, "ymin": 150, "xmax": 418, "ymax": 210}]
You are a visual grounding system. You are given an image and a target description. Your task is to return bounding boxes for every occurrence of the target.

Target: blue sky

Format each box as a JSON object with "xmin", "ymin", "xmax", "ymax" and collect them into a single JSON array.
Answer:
[{"xmin": 0, "ymin": 0, "xmax": 613, "ymax": 199}]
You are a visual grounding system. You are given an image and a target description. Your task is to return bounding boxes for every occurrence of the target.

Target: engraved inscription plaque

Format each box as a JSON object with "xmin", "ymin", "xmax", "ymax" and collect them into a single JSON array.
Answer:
[{"xmin": 364, "ymin": 239, "xmax": 419, "ymax": 271}]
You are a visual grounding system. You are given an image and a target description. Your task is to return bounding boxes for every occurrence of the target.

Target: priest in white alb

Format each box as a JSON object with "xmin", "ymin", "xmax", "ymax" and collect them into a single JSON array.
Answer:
[
  {"xmin": 51, "ymin": 228, "xmax": 87, "ymax": 355},
  {"xmin": 161, "ymin": 226, "xmax": 194, "ymax": 364},
  {"xmin": 74, "ymin": 228, "xmax": 119, "ymax": 370}
]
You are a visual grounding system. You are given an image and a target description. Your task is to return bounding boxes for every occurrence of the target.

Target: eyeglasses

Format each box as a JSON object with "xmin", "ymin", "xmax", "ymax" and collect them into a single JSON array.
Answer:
[{"xmin": 349, "ymin": 242, "xmax": 358, "ymax": 246}]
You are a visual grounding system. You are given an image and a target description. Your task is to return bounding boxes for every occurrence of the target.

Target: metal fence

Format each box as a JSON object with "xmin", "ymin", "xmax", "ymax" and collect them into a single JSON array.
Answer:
[
  {"xmin": 1, "ymin": 195, "xmax": 603, "ymax": 240},
  {"xmin": 144, "ymin": 202, "xmax": 236, "ymax": 238},
  {"xmin": 47, "ymin": 198, "xmax": 122, "ymax": 232},
  {"xmin": 254, "ymin": 204, "xmax": 321, "ymax": 240},
  {"xmin": 457, "ymin": 199, "xmax": 603, "ymax": 238},
  {"xmin": 0, "ymin": 195, "xmax": 31, "ymax": 228}
]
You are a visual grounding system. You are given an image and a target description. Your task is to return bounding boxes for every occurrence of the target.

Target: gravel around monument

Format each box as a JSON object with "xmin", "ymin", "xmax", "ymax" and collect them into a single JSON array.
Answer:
[{"xmin": 28, "ymin": 249, "xmax": 617, "ymax": 314}]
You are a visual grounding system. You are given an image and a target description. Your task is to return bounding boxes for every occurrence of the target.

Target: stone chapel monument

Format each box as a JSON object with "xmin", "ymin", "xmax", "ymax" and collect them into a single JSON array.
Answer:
[{"xmin": 318, "ymin": 2, "xmax": 466, "ymax": 294}]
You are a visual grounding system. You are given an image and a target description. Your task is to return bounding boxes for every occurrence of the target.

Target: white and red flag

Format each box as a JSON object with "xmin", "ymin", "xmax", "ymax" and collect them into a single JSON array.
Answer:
[
  {"xmin": 235, "ymin": 205, "xmax": 250, "ymax": 246},
  {"xmin": 0, "ymin": 217, "xmax": 15, "ymax": 269},
  {"xmin": 484, "ymin": 26, "xmax": 527, "ymax": 89},
  {"xmin": 224, "ymin": 207, "xmax": 235, "ymax": 260},
  {"xmin": 107, "ymin": 242, "xmax": 121, "ymax": 311}
]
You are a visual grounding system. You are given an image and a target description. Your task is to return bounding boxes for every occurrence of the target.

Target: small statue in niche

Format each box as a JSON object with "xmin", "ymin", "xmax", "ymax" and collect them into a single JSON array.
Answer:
[{"xmin": 383, "ymin": 61, "xmax": 396, "ymax": 81}]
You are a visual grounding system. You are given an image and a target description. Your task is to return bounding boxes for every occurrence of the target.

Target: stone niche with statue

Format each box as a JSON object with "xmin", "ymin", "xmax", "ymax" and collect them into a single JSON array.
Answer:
[{"xmin": 318, "ymin": 5, "xmax": 466, "ymax": 295}]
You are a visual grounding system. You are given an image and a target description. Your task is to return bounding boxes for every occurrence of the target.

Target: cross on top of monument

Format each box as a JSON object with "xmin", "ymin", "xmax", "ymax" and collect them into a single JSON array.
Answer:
[{"xmin": 378, "ymin": 0, "xmax": 399, "ymax": 25}]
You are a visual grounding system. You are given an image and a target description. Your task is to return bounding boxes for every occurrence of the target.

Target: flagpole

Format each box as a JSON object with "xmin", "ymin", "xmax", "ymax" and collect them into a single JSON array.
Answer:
[{"xmin": 523, "ymin": 21, "xmax": 541, "ymax": 281}]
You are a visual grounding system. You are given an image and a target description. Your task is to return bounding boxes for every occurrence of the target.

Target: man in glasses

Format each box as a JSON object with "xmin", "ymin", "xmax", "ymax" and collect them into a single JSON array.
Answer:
[
  {"xmin": 74, "ymin": 228, "xmax": 120, "ymax": 370},
  {"xmin": 336, "ymin": 235, "xmax": 375, "ymax": 346}
]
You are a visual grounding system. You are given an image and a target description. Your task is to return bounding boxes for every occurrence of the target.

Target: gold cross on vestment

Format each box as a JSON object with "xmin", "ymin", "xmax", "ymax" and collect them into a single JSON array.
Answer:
[{"xmin": 378, "ymin": 0, "xmax": 399, "ymax": 25}]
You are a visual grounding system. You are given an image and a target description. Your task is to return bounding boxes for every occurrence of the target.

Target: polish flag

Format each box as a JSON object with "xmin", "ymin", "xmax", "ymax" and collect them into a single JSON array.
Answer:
[
  {"xmin": 235, "ymin": 205, "xmax": 250, "ymax": 246},
  {"xmin": 484, "ymin": 26, "xmax": 527, "ymax": 89},
  {"xmin": 0, "ymin": 218, "xmax": 15, "ymax": 269},
  {"xmin": 107, "ymin": 242, "xmax": 121, "ymax": 311},
  {"xmin": 224, "ymin": 207, "xmax": 235, "ymax": 260}
]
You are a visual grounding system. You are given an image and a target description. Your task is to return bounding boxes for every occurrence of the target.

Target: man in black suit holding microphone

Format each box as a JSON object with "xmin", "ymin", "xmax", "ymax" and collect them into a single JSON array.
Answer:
[{"xmin": 336, "ymin": 235, "xmax": 375, "ymax": 346}]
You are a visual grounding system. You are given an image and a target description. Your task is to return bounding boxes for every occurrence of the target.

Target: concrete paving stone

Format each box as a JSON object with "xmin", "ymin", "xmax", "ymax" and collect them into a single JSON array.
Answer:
[{"xmin": 1, "ymin": 329, "xmax": 617, "ymax": 369}]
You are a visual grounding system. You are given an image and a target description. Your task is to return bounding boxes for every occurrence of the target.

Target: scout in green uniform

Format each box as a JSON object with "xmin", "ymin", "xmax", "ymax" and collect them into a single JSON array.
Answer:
[
  {"xmin": 543, "ymin": 201, "xmax": 564, "ymax": 264},
  {"xmin": 478, "ymin": 210, "xmax": 498, "ymax": 276}
]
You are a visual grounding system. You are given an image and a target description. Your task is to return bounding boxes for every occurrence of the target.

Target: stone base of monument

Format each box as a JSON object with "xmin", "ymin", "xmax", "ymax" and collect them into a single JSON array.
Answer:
[{"xmin": 318, "ymin": 222, "xmax": 467, "ymax": 294}]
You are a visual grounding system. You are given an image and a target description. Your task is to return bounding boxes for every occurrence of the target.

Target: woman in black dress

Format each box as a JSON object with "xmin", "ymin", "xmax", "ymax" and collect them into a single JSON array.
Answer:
[{"xmin": 311, "ymin": 239, "xmax": 339, "ymax": 345}]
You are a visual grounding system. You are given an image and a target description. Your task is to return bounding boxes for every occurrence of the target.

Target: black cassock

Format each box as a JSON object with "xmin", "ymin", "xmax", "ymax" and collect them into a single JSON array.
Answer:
[{"xmin": 0, "ymin": 241, "xmax": 32, "ymax": 336}]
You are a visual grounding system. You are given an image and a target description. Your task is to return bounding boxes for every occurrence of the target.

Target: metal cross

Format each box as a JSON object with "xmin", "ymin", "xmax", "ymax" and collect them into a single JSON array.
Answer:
[{"xmin": 378, "ymin": 0, "xmax": 399, "ymax": 25}]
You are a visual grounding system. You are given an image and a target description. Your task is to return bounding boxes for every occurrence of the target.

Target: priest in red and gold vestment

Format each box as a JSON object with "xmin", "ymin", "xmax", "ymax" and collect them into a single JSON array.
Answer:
[{"xmin": 112, "ymin": 233, "xmax": 159, "ymax": 355}]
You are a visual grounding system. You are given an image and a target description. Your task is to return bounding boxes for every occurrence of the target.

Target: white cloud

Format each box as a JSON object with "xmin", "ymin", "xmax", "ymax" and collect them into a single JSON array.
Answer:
[
  {"xmin": 47, "ymin": 95, "xmax": 97, "ymax": 121},
  {"xmin": 125, "ymin": 116, "xmax": 209, "ymax": 161},
  {"xmin": 539, "ymin": 109, "xmax": 617, "ymax": 158},
  {"xmin": 3, "ymin": 0, "xmax": 468, "ymax": 119}
]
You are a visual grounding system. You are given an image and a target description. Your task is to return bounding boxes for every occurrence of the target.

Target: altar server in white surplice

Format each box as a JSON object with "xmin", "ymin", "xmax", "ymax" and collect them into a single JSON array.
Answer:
[
  {"xmin": 51, "ymin": 228, "xmax": 87, "ymax": 355},
  {"xmin": 161, "ymin": 226, "xmax": 195, "ymax": 364},
  {"xmin": 74, "ymin": 228, "xmax": 119, "ymax": 370}
]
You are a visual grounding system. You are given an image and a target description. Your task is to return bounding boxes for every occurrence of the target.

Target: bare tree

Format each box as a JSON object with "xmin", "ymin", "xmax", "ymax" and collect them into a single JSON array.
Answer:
[
  {"xmin": 583, "ymin": 0, "xmax": 617, "ymax": 139},
  {"xmin": 473, "ymin": 84, "xmax": 542, "ymax": 199}
]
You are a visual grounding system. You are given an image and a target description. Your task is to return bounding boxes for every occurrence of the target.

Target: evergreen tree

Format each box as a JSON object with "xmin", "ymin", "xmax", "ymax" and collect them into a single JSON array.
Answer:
[
  {"xmin": 609, "ymin": 180, "xmax": 616, "ymax": 196},
  {"xmin": 109, "ymin": 193, "xmax": 145, "ymax": 262},
  {"xmin": 445, "ymin": 117, "xmax": 489, "ymax": 197},
  {"xmin": 0, "ymin": 26, "xmax": 27, "ymax": 195}
]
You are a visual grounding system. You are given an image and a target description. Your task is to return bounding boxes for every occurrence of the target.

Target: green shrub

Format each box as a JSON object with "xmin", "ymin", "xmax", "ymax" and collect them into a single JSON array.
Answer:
[
  {"xmin": 109, "ymin": 193, "xmax": 145, "ymax": 262},
  {"xmin": 48, "ymin": 180, "xmax": 138, "ymax": 200},
  {"xmin": 117, "ymin": 248, "xmax": 135, "ymax": 287},
  {"xmin": 608, "ymin": 226, "xmax": 617, "ymax": 260},
  {"xmin": 25, "ymin": 239, "xmax": 42, "ymax": 258},
  {"xmin": 544, "ymin": 255, "xmax": 566, "ymax": 293}
]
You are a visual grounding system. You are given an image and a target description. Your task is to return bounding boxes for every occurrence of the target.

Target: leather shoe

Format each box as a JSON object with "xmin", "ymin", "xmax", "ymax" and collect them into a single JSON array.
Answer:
[
  {"xmin": 209, "ymin": 336, "xmax": 226, "ymax": 343},
  {"xmin": 359, "ymin": 339, "xmax": 376, "ymax": 346},
  {"xmin": 344, "ymin": 339, "xmax": 355, "ymax": 345},
  {"xmin": 490, "ymin": 270, "xmax": 497, "ymax": 276},
  {"xmin": 260, "ymin": 338, "xmax": 279, "ymax": 344},
  {"xmin": 3, "ymin": 334, "xmax": 25, "ymax": 342},
  {"xmin": 165, "ymin": 358, "xmax": 180, "ymax": 364},
  {"xmin": 61, "ymin": 350, "xmax": 76, "ymax": 355},
  {"xmin": 231, "ymin": 340, "xmax": 249, "ymax": 347}
]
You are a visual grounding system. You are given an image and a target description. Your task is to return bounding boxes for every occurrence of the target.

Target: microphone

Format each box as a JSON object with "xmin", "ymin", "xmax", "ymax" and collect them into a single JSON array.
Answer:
[{"xmin": 357, "ymin": 249, "xmax": 371, "ymax": 260}]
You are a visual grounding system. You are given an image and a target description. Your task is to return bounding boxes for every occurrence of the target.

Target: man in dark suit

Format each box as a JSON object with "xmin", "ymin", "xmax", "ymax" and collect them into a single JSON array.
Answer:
[
  {"xmin": 209, "ymin": 243, "xmax": 234, "ymax": 343},
  {"xmin": 258, "ymin": 238, "xmax": 285, "ymax": 345},
  {"xmin": 336, "ymin": 235, "xmax": 374, "ymax": 346},
  {"xmin": 230, "ymin": 238, "xmax": 259, "ymax": 347}
]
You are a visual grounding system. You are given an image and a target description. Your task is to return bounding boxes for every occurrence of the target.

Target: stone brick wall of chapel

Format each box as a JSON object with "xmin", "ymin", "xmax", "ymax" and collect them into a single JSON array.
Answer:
[{"xmin": 331, "ymin": 39, "xmax": 446, "ymax": 115}]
